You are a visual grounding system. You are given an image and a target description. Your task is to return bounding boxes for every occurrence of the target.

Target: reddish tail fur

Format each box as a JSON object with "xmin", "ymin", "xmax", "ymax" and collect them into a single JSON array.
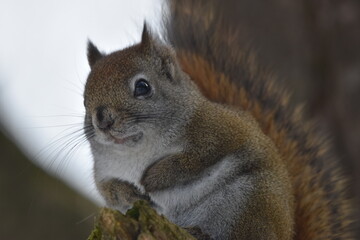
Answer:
[{"xmin": 163, "ymin": 0, "xmax": 355, "ymax": 239}]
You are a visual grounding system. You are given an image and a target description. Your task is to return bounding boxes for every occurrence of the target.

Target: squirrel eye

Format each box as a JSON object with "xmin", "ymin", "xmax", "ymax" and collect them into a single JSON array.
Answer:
[{"xmin": 134, "ymin": 78, "xmax": 151, "ymax": 98}]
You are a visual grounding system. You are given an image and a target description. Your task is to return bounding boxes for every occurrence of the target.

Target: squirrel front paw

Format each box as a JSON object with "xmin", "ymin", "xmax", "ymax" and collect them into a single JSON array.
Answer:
[
  {"xmin": 141, "ymin": 157, "xmax": 178, "ymax": 192},
  {"xmin": 141, "ymin": 154, "xmax": 201, "ymax": 192},
  {"xmin": 99, "ymin": 179, "xmax": 152, "ymax": 213}
]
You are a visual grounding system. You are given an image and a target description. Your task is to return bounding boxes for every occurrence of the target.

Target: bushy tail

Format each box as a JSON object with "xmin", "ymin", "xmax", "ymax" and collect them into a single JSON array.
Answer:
[{"xmin": 163, "ymin": 0, "xmax": 355, "ymax": 239}]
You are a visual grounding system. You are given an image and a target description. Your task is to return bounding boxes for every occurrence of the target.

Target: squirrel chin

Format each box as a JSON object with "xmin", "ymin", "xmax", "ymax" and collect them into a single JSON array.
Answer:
[{"xmin": 110, "ymin": 132, "xmax": 143, "ymax": 145}]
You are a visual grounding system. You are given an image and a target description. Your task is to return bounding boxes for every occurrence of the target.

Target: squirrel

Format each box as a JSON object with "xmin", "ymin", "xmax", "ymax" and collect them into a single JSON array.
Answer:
[{"xmin": 83, "ymin": 0, "xmax": 355, "ymax": 239}]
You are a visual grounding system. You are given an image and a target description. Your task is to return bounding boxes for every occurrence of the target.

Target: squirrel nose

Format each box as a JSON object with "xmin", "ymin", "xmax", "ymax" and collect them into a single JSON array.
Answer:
[{"xmin": 95, "ymin": 106, "xmax": 114, "ymax": 130}]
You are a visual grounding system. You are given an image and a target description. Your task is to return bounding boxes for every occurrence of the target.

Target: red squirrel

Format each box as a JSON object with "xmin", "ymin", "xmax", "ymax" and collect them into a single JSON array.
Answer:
[{"xmin": 83, "ymin": 0, "xmax": 355, "ymax": 239}]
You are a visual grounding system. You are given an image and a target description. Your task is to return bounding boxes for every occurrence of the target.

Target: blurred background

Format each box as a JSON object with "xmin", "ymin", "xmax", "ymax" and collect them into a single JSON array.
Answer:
[
  {"xmin": 0, "ymin": 0, "xmax": 161, "ymax": 239},
  {"xmin": 0, "ymin": 0, "xmax": 359, "ymax": 239}
]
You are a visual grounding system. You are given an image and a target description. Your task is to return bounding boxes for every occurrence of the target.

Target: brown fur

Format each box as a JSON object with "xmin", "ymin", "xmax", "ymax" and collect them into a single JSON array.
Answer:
[
  {"xmin": 164, "ymin": 0, "xmax": 355, "ymax": 239},
  {"xmin": 98, "ymin": 179, "xmax": 151, "ymax": 209}
]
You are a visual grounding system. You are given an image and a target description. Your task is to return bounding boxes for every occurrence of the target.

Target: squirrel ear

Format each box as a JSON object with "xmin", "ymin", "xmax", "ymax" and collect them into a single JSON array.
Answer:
[
  {"xmin": 87, "ymin": 40, "xmax": 104, "ymax": 68},
  {"xmin": 140, "ymin": 22, "xmax": 153, "ymax": 51}
]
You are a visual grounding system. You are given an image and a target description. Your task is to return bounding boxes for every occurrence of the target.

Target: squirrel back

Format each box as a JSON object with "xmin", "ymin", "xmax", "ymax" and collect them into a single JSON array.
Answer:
[{"xmin": 164, "ymin": 0, "xmax": 354, "ymax": 239}]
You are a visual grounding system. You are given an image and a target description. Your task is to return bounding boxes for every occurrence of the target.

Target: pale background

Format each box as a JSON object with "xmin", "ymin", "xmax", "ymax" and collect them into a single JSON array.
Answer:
[{"xmin": 0, "ymin": 0, "xmax": 162, "ymax": 205}]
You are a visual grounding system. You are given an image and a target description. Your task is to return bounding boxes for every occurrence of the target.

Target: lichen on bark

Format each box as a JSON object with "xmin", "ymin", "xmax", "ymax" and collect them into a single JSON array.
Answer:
[{"xmin": 88, "ymin": 201, "xmax": 196, "ymax": 240}]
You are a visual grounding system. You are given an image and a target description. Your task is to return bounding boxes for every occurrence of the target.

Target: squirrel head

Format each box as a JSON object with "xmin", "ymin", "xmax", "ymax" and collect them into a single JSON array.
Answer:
[{"xmin": 83, "ymin": 24, "xmax": 201, "ymax": 149}]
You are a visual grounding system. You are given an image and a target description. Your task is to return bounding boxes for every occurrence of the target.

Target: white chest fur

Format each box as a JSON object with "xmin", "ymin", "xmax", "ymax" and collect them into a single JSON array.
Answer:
[
  {"xmin": 92, "ymin": 139, "xmax": 254, "ymax": 240},
  {"xmin": 92, "ymin": 137, "xmax": 182, "ymax": 193}
]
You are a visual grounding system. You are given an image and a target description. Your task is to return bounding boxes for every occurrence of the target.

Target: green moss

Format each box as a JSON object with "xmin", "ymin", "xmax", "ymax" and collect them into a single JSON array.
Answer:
[
  {"xmin": 87, "ymin": 225, "xmax": 102, "ymax": 240},
  {"xmin": 126, "ymin": 205, "xmax": 140, "ymax": 220},
  {"xmin": 88, "ymin": 201, "xmax": 196, "ymax": 240}
]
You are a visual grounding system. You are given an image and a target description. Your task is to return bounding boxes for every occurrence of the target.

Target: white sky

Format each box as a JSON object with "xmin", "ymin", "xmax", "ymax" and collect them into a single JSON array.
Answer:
[{"xmin": 0, "ymin": 0, "xmax": 163, "ymax": 204}]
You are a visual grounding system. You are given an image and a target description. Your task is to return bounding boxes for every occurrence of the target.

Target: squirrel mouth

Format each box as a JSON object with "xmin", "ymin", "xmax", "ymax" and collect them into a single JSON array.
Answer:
[{"xmin": 110, "ymin": 132, "xmax": 143, "ymax": 144}]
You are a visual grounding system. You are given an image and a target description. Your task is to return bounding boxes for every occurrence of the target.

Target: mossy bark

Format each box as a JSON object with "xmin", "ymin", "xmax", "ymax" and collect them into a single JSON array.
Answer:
[{"xmin": 88, "ymin": 201, "xmax": 196, "ymax": 240}]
